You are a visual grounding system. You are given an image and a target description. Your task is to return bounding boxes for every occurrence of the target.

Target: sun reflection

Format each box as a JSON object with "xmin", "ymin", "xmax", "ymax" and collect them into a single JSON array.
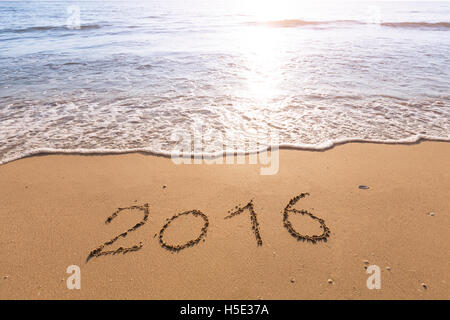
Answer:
[
  {"xmin": 237, "ymin": 27, "xmax": 283, "ymax": 103},
  {"xmin": 241, "ymin": 0, "xmax": 311, "ymax": 22},
  {"xmin": 232, "ymin": 0, "xmax": 320, "ymax": 106},
  {"xmin": 232, "ymin": 0, "xmax": 315, "ymax": 105}
]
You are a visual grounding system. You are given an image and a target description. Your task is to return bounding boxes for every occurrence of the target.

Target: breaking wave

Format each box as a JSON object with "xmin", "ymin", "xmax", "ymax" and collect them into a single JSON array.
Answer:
[
  {"xmin": 250, "ymin": 19, "xmax": 450, "ymax": 30},
  {"xmin": 0, "ymin": 24, "xmax": 103, "ymax": 34}
]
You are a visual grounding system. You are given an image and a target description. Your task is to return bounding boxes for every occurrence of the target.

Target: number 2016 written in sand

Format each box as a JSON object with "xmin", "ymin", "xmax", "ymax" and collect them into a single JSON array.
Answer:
[{"xmin": 87, "ymin": 193, "xmax": 331, "ymax": 262}]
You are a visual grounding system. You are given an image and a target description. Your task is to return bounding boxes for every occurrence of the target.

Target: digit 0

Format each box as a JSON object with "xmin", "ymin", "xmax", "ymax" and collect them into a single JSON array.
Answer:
[{"xmin": 158, "ymin": 209, "xmax": 209, "ymax": 252}]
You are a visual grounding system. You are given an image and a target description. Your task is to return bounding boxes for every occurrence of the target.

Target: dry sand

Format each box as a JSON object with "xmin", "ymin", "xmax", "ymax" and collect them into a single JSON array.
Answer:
[{"xmin": 0, "ymin": 141, "xmax": 449, "ymax": 299}]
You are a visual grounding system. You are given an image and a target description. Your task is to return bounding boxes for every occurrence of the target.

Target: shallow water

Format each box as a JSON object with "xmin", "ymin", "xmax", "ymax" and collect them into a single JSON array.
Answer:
[{"xmin": 0, "ymin": 0, "xmax": 449, "ymax": 163}]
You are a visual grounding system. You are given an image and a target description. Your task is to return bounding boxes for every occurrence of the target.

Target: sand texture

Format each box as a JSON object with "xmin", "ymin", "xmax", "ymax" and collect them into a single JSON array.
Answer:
[{"xmin": 0, "ymin": 142, "xmax": 449, "ymax": 299}]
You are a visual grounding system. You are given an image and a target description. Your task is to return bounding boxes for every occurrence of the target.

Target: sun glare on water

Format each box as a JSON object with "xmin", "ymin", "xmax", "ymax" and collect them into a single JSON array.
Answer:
[
  {"xmin": 242, "ymin": 0, "xmax": 314, "ymax": 21},
  {"xmin": 234, "ymin": 0, "xmax": 314, "ymax": 105}
]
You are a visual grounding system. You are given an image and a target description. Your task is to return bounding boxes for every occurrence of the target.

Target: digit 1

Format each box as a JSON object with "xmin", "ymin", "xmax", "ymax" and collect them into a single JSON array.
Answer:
[{"xmin": 225, "ymin": 200, "xmax": 262, "ymax": 246}]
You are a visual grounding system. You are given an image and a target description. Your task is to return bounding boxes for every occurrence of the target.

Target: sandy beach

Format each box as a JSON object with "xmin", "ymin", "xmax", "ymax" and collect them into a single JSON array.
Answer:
[{"xmin": 0, "ymin": 141, "xmax": 448, "ymax": 299}]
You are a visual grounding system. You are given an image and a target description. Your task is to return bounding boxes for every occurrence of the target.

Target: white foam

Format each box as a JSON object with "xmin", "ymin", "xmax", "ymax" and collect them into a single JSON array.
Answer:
[
  {"xmin": 1, "ymin": 135, "xmax": 449, "ymax": 166},
  {"xmin": 1, "ymin": 1, "xmax": 449, "ymax": 165}
]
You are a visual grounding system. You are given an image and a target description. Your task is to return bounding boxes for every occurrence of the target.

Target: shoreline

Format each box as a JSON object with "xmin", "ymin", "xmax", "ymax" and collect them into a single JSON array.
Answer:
[
  {"xmin": 0, "ymin": 141, "xmax": 449, "ymax": 299},
  {"xmin": 1, "ymin": 136, "xmax": 450, "ymax": 166}
]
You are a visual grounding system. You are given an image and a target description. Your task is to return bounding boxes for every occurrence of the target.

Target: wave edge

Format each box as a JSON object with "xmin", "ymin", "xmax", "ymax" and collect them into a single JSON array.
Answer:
[
  {"xmin": 1, "ymin": 135, "xmax": 449, "ymax": 165},
  {"xmin": 248, "ymin": 19, "xmax": 450, "ymax": 29}
]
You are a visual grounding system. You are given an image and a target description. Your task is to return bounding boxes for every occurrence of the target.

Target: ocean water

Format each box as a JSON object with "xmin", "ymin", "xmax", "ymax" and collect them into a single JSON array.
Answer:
[{"xmin": 0, "ymin": 0, "xmax": 449, "ymax": 163}]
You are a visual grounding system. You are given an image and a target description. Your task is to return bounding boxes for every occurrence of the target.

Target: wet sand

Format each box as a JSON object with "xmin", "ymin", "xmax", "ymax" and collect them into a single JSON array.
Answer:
[{"xmin": 0, "ymin": 141, "xmax": 449, "ymax": 299}]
